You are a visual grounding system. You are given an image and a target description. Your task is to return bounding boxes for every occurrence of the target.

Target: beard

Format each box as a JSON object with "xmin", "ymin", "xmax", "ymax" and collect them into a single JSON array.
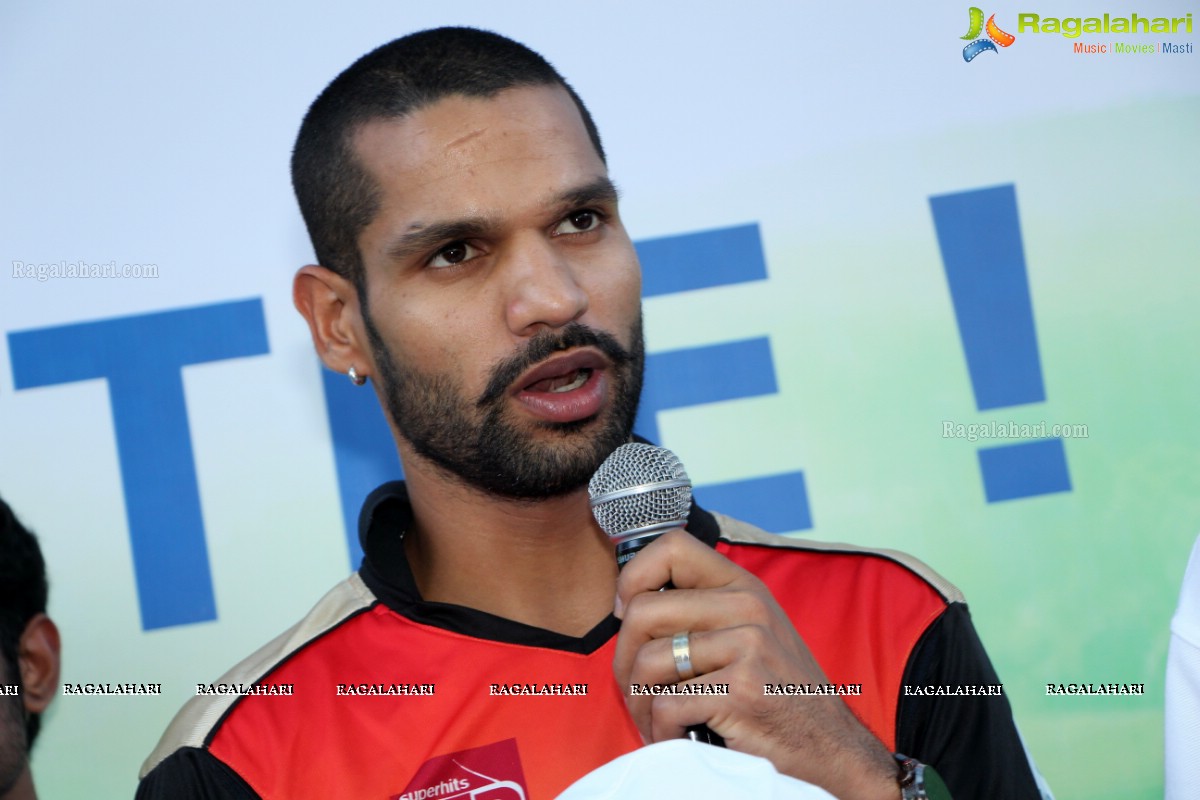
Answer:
[{"xmin": 362, "ymin": 313, "xmax": 644, "ymax": 500}]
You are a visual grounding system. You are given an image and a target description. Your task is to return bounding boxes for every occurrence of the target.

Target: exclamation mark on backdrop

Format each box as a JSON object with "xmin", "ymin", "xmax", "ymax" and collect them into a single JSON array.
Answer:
[{"xmin": 929, "ymin": 184, "xmax": 1071, "ymax": 502}]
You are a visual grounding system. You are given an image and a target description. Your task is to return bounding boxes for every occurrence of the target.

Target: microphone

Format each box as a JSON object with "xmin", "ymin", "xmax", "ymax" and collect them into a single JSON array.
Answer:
[{"xmin": 589, "ymin": 442, "xmax": 725, "ymax": 747}]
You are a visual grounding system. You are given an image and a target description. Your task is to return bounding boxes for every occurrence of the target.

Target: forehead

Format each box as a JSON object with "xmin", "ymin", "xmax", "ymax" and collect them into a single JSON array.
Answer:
[{"xmin": 351, "ymin": 85, "xmax": 606, "ymax": 227}]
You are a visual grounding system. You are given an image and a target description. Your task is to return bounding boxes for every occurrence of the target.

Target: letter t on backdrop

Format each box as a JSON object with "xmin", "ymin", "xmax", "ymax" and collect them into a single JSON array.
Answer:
[{"xmin": 9, "ymin": 299, "xmax": 270, "ymax": 630}]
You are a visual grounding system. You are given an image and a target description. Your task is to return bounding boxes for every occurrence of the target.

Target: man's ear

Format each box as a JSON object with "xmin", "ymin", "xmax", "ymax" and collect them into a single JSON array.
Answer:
[
  {"xmin": 293, "ymin": 265, "xmax": 373, "ymax": 379},
  {"xmin": 18, "ymin": 614, "xmax": 59, "ymax": 716}
]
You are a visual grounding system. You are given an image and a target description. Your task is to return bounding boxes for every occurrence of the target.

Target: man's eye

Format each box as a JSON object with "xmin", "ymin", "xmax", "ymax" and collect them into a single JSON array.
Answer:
[
  {"xmin": 428, "ymin": 241, "xmax": 479, "ymax": 268},
  {"xmin": 554, "ymin": 210, "xmax": 602, "ymax": 235}
]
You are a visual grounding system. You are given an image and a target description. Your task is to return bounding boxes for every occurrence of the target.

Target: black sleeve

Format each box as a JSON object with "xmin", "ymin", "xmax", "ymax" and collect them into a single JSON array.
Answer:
[
  {"xmin": 136, "ymin": 747, "xmax": 260, "ymax": 800},
  {"xmin": 895, "ymin": 603, "xmax": 1045, "ymax": 800}
]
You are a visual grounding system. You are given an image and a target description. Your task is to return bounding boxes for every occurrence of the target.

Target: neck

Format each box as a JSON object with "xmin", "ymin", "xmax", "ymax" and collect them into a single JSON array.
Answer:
[{"xmin": 401, "ymin": 461, "xmax": 618, "ymax": 637}]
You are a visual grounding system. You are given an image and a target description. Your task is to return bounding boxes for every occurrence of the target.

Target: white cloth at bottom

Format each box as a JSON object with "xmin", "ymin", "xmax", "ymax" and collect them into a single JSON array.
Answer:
[
  {"xmin": 556, "ymin": 739, "xmax": 838, "ymax": 799},
  {"xmin": 1166, "ymin": 534, "xmax": 1200, "ymax": 798}
]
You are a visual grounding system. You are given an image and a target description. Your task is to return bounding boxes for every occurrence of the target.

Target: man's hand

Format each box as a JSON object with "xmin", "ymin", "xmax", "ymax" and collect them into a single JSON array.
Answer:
[{"xmin": 612, "ymin": 529, "xmax": 898, "ymax": 800}]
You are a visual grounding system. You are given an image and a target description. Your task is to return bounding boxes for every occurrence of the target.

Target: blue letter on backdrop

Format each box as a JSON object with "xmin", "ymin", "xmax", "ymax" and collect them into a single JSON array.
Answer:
[
  {"xmin": 930, "ymin": 185, "xmax": 1071, "ymax": 502},
  {"xmin": 635, "ymin": 223, "xmax": 812, "ymax": 532},
  {"xmin": 8, "ymin": 299, "xmax": 270, "ymax": 630},
  {"xmin": 321, "ymin": 366, "xmax": 403, "ymax": 569}
]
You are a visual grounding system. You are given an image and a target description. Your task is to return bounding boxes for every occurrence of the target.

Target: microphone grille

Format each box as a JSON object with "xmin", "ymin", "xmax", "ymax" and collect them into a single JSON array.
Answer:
[{"xmin": 588, "ymin": 442, "xmax": 692, "ymax": 538}]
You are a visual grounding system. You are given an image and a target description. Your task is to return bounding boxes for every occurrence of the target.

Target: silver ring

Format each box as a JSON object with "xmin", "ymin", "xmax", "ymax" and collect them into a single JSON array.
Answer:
[
  {"xmin": 672, "ymin": 631, "xmax": 696, "ymax": 681},
  {"xmin": 348, "ymin": 365, "xmax": 366, "ymax": 386}
]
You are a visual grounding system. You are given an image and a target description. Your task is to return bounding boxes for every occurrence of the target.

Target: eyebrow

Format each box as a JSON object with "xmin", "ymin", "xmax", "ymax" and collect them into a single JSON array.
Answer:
[
  {"xmin": 557, "ymin": 176, "xmax": 621, "ymax": 212},
  {"xmin": 382, "ymin": 176, "xmax": 621, "ymax": 264},
  {"xmin": 383, "ymin": 217, "xmax": 493, "ymax": 264}
]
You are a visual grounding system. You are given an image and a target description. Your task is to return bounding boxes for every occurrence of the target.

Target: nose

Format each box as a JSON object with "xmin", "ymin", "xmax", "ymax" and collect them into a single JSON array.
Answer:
[{"xmin": 503, "ymin": 234, "xmax": 589, "ymax": 335}]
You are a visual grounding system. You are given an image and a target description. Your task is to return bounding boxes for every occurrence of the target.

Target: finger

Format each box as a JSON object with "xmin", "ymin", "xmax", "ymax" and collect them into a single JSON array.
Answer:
[
  {"xmin": 630, "ymin": 624, "xmax": 836, "ymax": 742},
  {"xmin": 627, "ymin": 626, "xmax": 788, "ymax": 688},
  {"xmin": 622, "ymin": 628, "xmax": 733, "ymax": 739},
  {"xmin": 645, "ymin": 675, "xmax": 734, "ymax": 744},
  {"xmin": 628, "ymin": 628, "xmax": 720, "ymax": 690},
  {"xmin": 623, "ymin": 626, "xmax": 785, "ymax": 739},
  {"xmin": 614, "ymin": 529, "xmax": 749, "ymax": 618},
  {"xmin": 612, "ymin": 587, "xmax": 777, "ymax": 691},
  {"xmin": 613, "ymin": 591, "xmax": 713, "ymax": 692}
]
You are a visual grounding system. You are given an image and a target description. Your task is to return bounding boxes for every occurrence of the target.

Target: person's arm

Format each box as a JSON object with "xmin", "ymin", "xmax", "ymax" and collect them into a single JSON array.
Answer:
[
  {"xmin": 896, "ymin": 603, "xmax": 1050, "ymax": 799},
  {"xmin": 136, "ymin": 747, "xmax": 260, "ymax": 800},
  {"xmin": 612, "ymin": 529, "xmax": 898, "ymax": 800}
]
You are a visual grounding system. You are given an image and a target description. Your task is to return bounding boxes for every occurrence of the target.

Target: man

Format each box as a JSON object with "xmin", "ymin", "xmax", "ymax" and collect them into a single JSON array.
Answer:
[
  {"xmin": 0, "ymin": 497, "xmax": 61, "ymax": 800},
  {"xmin": 139, "ymin": 27, "xmax": 1045, "ymax": 798}
]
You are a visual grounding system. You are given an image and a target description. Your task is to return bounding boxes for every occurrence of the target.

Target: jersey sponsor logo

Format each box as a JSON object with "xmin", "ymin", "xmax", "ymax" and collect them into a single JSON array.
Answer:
[{"xmin": 391, "ymin": 738, "xmax": 529, "ymax": 800}]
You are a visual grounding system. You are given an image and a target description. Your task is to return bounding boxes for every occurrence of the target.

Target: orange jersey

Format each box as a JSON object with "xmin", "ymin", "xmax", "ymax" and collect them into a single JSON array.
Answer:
[{"xmin": 139, "ymin": 483, "xmax": 1041, "ymax": 799}]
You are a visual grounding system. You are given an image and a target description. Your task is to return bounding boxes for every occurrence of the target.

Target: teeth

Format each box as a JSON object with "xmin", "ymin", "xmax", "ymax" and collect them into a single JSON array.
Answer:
[{"xmin": 551, "ymin": 369, "xmax": 589, "ymax": 393}]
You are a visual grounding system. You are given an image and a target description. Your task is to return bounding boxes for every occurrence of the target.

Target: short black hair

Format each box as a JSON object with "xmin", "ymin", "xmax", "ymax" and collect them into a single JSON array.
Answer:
[
  {"xmin": 291, "ymin": 26, "xmax": 606, "ymax": 293},
  {"xmin": 0, "ymin": 497, "xmax": 48, "ymax": 748}
]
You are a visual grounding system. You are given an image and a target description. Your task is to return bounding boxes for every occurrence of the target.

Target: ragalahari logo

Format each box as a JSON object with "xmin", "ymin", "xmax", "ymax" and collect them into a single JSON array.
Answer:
[{"xmin": 961, "ymin": 7, "xmax": 1016, "ymax": 61}]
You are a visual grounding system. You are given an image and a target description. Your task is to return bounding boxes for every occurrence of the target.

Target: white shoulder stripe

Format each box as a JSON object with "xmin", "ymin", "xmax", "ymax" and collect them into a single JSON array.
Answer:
[
  {"xmin": 139, "ymin": 572, "xmax": 376, "ymax": 778},
  {"xmin": 712, "ymin": 512, "xmax": 966, "ymax": 605}
]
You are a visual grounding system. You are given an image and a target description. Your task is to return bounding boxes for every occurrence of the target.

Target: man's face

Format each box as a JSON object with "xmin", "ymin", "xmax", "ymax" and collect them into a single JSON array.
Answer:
[{"xmin": 351, "ymin": 85, "xmax": 644, "ymax": 499}]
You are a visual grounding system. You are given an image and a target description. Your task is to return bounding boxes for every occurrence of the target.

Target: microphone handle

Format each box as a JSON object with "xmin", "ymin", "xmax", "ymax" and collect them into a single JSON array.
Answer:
[{"xmin": 615, "ymin": 533, "xmax": 726, "ymax": 747}]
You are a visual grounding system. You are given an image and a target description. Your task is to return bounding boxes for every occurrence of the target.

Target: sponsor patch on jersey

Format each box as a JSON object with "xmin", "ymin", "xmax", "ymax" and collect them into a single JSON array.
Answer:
[{"xmin": 392, "ymin": 738, "xmax": 529, "ymax": 800}]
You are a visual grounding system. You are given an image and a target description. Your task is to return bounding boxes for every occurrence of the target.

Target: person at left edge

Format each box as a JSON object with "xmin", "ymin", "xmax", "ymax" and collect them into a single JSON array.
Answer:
[{"xmin": 0, "ymin": 497, "xmax": 61, "ymax": 800}]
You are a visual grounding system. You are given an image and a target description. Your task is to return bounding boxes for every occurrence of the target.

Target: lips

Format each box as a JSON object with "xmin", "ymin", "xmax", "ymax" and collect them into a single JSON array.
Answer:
[
  {"xmin": 526, "ymin": 369, "xmax": 590, "ymax": 393},
  {"xmin": 512, "ymin": 349, "xmax": 610, "ymax": 423}
]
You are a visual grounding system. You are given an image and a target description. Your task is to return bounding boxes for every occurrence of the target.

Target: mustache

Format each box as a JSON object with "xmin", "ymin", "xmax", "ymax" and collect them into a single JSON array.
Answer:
[{"xmin": 477, "ymin": 322, "xmax": 634, "ymax": 409}]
